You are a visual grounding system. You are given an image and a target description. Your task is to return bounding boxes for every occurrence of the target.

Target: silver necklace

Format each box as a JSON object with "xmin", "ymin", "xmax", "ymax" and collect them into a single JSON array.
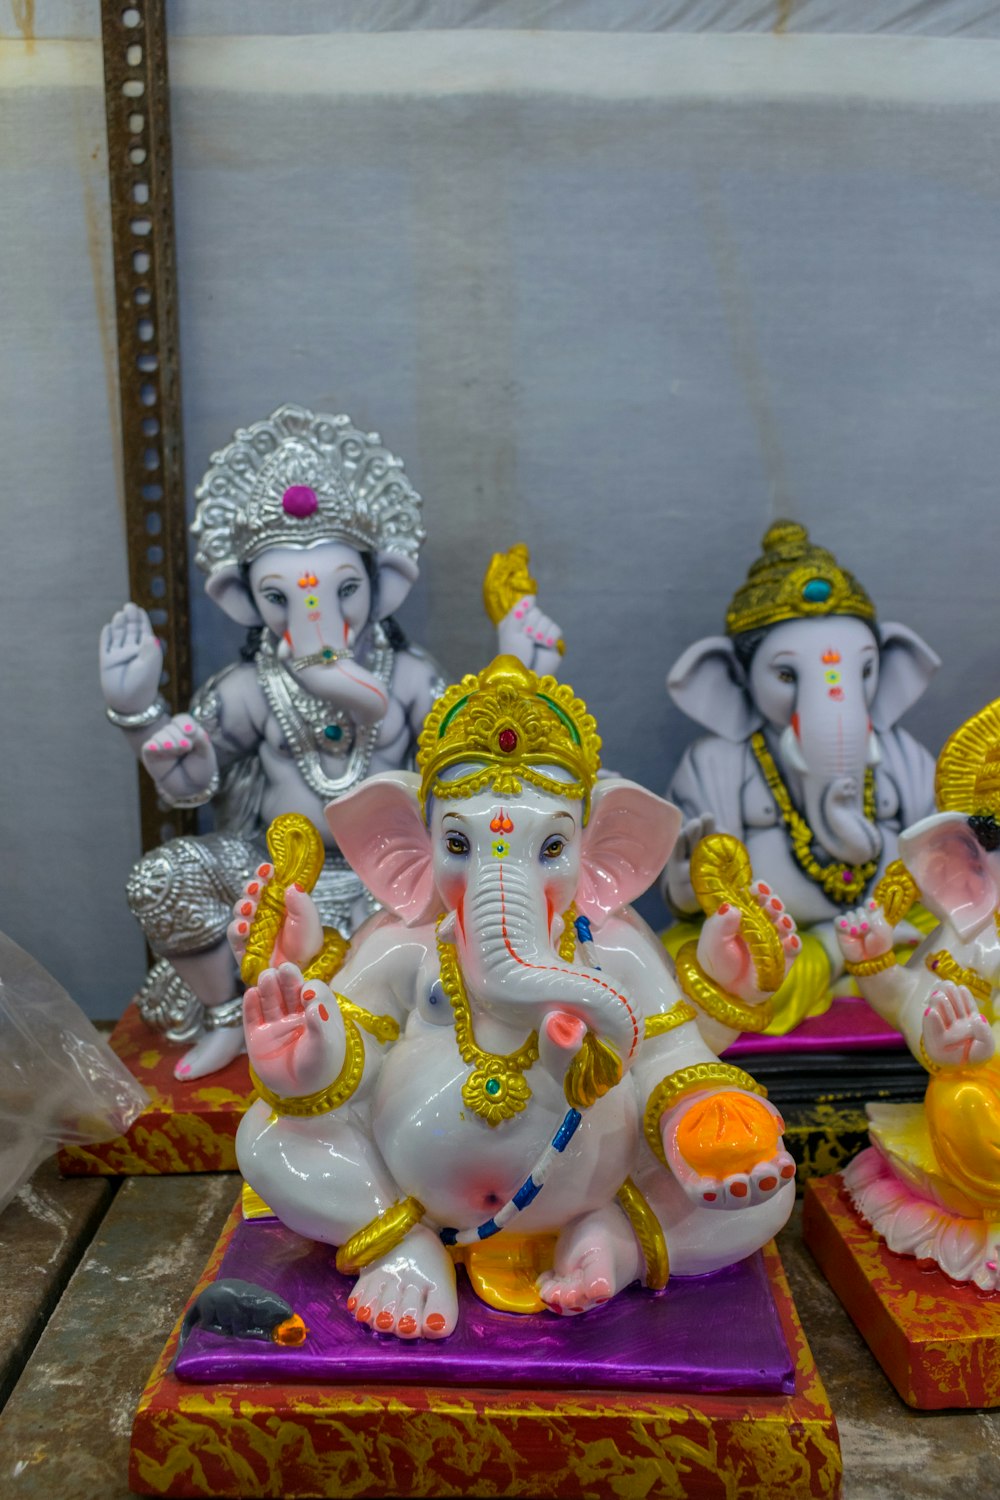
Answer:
[{"xmin": 256, "ymin": 628, "xmax": 394, "ymax": 800}]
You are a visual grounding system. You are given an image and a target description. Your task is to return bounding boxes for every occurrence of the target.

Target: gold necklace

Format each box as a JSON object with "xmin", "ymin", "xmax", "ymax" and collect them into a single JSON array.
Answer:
[
  {"xmin": 436, "ymin": 906, "xmax": 577, "ymax": 1127},
  {"xmin": 751, "ymin": 732, "xmax": 878, "ymax": 905}
]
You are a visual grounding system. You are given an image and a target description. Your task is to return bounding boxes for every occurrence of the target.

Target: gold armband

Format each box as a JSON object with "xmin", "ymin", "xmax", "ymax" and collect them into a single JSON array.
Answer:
[
  {"xmin": 643, "ymin": 1061, "xmax": 767, "ymax": 1169},
  {"xmin": 249, "ymin": 997, "xmax": 399, "ymax": 1119},
  {"xmin": 924, "ymin": 950, "xmax": 992, "ymax": 1005},
  {"xmin": 644, "ymin": 1001, "xmax": 698, "ymax": 1040},
  {"xmin": 843, "ymin": 950, "xmax": 897, "ymax": 978},
  {"xmin": 616, "ymin": 1177, "xmax": 669, "ymax": 1290},
  {"xmin": 674, "ymin": 942, "xmax": 773, "ymax": 1034},
  {"xmin": 335, "ymin": 1197, "xmax": 426, "ymax": 1276}
]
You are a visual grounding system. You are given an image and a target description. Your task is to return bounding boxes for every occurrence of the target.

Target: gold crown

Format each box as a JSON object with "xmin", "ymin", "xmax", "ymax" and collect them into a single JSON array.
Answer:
[
  {"xmin": 935, "ymin": 698, "xmax": 1000, "ymax": 819},
  {"xmin": 725, "ymin": 521, "xmax": 875, "ymax": 637},
  {"xmin": 417, "ymin": 656, "xmax": 601, "ymax": 821}
]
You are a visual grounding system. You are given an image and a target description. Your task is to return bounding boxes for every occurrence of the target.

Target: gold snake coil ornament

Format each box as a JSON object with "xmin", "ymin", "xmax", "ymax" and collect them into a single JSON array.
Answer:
[
  {"xmin": 689, "ymin": 833, "xmax": 785, "ymax": 994},
  {"xmin": 240, "ymin": 812, "xmax": 348, "ymax": 988}
]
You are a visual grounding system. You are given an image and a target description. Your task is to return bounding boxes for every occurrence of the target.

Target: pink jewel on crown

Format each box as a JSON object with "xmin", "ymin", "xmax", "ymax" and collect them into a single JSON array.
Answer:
[{"xmin": 282, "ymin": 485, "xmax": 318, "ymax": 518}]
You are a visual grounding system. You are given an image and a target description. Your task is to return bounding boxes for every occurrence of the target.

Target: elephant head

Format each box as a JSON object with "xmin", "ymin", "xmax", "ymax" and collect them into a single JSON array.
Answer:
[
  {"xmin": 190, "ymin": 403, "xmax": 424, "ymax": 721},
  {"xmin": 898, "ymin": 697, "xmax": 1000, "ymax": 940},
  {"xmin": 326, "ymin": 656, "xmax": 681, "ymax": 1063},
  {"xmin": 668, "ymin": 521, "xmax": 940, "ymax": 868}
]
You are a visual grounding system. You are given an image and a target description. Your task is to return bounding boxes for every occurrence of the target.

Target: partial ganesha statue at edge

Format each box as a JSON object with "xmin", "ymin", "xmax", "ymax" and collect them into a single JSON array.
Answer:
[
  {"xmin": 834, "ymin": 697, "xmax": 1000, "ymax": 1290},
  {"xmin": 99, "ymin": 405, "xmax": 562, "ymax": 1081},
  {"xmin": 662, "ymin": 520, "xmax": 941, "ymax": 1034},
  {"xmin": 230, "ymin": 656, "xmax": 801, "ymax": 1340}
]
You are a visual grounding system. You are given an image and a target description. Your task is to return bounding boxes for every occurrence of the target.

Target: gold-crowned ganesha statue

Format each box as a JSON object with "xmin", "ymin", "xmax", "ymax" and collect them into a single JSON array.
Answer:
[{"xmin": 225, "ymin": 656, "xmax": 803, "ymax": 1338}]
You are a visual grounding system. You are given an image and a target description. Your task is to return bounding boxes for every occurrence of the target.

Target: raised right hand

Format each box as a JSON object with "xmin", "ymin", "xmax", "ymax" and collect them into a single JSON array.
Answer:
[
  {"xmin": 244, "ymin": 963, "xmax": 345, "ymax": 1097},
  {"xmin": 100, "ymin": 602, "xmax": 163, "ymax": 715}
]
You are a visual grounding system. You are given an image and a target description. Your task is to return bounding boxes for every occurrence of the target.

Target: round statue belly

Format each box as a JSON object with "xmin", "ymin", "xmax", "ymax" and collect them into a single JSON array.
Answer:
[{"xmin": 373, "ymin": 1032, "xmax": 638, "ymax": 1232}]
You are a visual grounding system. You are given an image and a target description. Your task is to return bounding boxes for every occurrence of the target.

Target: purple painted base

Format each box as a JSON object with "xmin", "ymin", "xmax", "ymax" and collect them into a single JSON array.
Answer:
[
  {"xmin": 175, "ymin": 1218, "xmax": 794, "ymax": 1395},
  {"xmin": 727, "ymin": 994, "xmax": 904, "ymax": 1058}
]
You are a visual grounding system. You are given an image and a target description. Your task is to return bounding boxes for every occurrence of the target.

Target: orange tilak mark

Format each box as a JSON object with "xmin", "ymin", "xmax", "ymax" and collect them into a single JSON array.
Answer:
[
  {"xmin": 822, "ymin": 650, "xmax": 841, "ymax": 664},
  {"xmin": 497, "ymin": 862, "xmax": 639, "ymax": 1058},
  {"xmin": 425, "ymin": 1312, "xmax": 447, "ymax": 1333},
  {"xmin": 298, "ymin": 573, "xmax": 318, "ymax": 589}
]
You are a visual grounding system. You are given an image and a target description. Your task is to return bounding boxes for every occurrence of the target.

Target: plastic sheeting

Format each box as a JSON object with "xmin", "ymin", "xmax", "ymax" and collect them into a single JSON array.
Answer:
[{"xmin": 0, "ymin": 932, "xmax": 147, "ymax": 1212}]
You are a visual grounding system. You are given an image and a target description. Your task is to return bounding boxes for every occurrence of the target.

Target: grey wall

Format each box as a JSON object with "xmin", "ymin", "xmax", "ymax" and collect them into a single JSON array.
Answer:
[{"xmin": 3, "ymin": 4, "xmax": 1000, "ymax": 1015}]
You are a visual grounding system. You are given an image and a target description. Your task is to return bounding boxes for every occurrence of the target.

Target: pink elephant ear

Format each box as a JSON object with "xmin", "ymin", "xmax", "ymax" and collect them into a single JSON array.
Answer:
[
  {"xmin": 324, "ymin": 771, "xmax": 442, "ymax": 927},
  {"xmin": 577, "ymin": 780, "xmax": 683, "ymax": 927},
  {"xmin": 898, "ymin": 812, "xmax": 999, "ymax": 941}
]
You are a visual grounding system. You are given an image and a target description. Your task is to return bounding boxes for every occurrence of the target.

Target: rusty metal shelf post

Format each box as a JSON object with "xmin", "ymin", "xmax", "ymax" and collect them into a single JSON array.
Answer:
[{"xmin": 101, "ymin": 0, "xmax": 193, "ymax": 849}]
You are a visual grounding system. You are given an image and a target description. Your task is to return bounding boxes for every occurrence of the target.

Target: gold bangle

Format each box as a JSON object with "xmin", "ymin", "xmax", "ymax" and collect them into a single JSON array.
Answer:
[
  {"xmin": 918, "ymin": 1037, "xmax": 942, "ymax": 1076},
  {"xmin": 643, "ymin": 1061, "xmax": 767, "ymax": 1169},
  {"xmin": 335, "ymin": 1196, "xmax": 426, "ymax": 1276},
  {"xmin": 249, "ymin": 996, "xmax": 398, "ymax": 1118},
  {"xmin": 844, "ymin": 951, "xmax": 897, "ymax": 977},
  {"xmin": 674, "ymin": 942, "xmax": 773, "ymax": 1034},
  {"xmin": 616, "ymin": 1177, "xmax": 669, "ymax": 1290},
  {"xmin": 924, "ymin": 950, "xmax": 992, "ymax": 1004},
  {"xmin": 644, "ymin": 1001, "xmax": 698, "ymax": 1039}
]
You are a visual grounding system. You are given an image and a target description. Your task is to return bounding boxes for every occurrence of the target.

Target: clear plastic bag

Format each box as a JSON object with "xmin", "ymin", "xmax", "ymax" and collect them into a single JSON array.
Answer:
[{"xmin": 0, "ymin": 930, "xmax": 148, "ymax": 1212}]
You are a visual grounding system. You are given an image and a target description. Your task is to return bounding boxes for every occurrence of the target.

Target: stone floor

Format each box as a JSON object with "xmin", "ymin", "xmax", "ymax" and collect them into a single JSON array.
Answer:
[{"xmin": 0, "ymin": 1159, "xmax": 997, "ymax": 1499}]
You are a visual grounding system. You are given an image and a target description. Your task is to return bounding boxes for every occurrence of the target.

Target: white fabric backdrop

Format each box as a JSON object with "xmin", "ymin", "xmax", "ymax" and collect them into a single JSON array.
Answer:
[{"xmin": 3, "ymin": 6, "xmax": 1000, "ymax": 1016}]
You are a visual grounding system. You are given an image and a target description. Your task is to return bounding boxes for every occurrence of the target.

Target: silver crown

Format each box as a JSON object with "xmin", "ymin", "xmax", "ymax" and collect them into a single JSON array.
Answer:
[{"xmin": 191, "ymin": 403, "xmax": 426, "ymax": 578}]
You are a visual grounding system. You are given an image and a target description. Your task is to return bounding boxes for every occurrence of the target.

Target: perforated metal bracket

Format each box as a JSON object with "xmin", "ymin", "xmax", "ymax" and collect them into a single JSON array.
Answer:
[{"xmin": 101, "ymin": 1, "xmax": 194, "ymax": 847}]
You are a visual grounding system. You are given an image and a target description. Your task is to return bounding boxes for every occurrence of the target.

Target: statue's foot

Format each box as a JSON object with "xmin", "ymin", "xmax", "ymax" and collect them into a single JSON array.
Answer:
[
  {"xmin": 346, "ymin": 1225, "xmax": 458, "ymax": 1340},
  {"xmin": 538, "ymin": 1204, "xmax": 643, "ymax": 1316},
  {"xmin": 174, "ymin": 1025, "xmax": 246, "ymax": 1081}
]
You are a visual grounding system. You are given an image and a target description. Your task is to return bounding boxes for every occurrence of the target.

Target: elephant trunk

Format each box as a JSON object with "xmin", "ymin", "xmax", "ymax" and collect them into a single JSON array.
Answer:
[
  {"xmin": 286, "ymin": 657, "xmax": 389, "ymax": 728},
  {"xmin": 457, "ymin": 860, "xmax": 639, "ymax": 1062},
  {"xmin": 779, "ymin": 716, "xmax": 882, "ymax": 868}
]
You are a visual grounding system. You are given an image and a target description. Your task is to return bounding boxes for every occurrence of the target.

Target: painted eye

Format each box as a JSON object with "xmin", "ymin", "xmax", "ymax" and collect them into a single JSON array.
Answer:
[
  {"xmin": 776, "ymin": 667, "xmax": 796, "ymax": 685},
  {"xmin": 541, "ymin": 836, "xmax": 566, "ymax": 860},
  {"xmin": 445, "ymin": 832, "xmax": 469, "ymax": 857},
  {"xmin": 339, "ymin": 578, "xmax": 361, "ymax": 601},
  {"xmin": 862, "ymin": 660, "xmax": 874, "ymax": 680},
  {"xmin": 263, "ymin": 589, "xmax": 287, "ymax": 608}
]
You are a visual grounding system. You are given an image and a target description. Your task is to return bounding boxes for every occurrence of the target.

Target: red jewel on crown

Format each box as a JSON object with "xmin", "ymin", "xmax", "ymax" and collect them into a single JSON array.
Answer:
[
  {"xmin": 497, "ymin": 728, "xmax": 518, "ymax": 753},
  {"xmin": 282, "ymin": 485, "xmax": 318, "ymax": 518}
]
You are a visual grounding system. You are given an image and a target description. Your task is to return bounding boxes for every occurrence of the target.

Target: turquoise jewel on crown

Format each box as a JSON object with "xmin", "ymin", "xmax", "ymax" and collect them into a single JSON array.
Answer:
[
  {"xmin": 485, "ymin": 1077, "xmax": 501, "ymax": 1096},
  {"xmin": 802, "ymin": 577, "xmax": 832, "ymax": 603},
  {"xmin": 324, "ymin": 724, "xmax": 343, "ymax": 741}
]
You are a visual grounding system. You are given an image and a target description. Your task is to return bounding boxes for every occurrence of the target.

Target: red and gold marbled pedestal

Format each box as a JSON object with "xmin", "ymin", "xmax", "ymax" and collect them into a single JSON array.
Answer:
[
  {"xmin": 803, "ymin": 1172, "xmax": 1000, "ymax": 1409},
  {"xmin": 58, "ymin": 1005, "xmax": 251, "ymax": 1176},
  {"xmin": 129, "ymin": 1205, "xmax": 841, "ymax": 1500}
]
